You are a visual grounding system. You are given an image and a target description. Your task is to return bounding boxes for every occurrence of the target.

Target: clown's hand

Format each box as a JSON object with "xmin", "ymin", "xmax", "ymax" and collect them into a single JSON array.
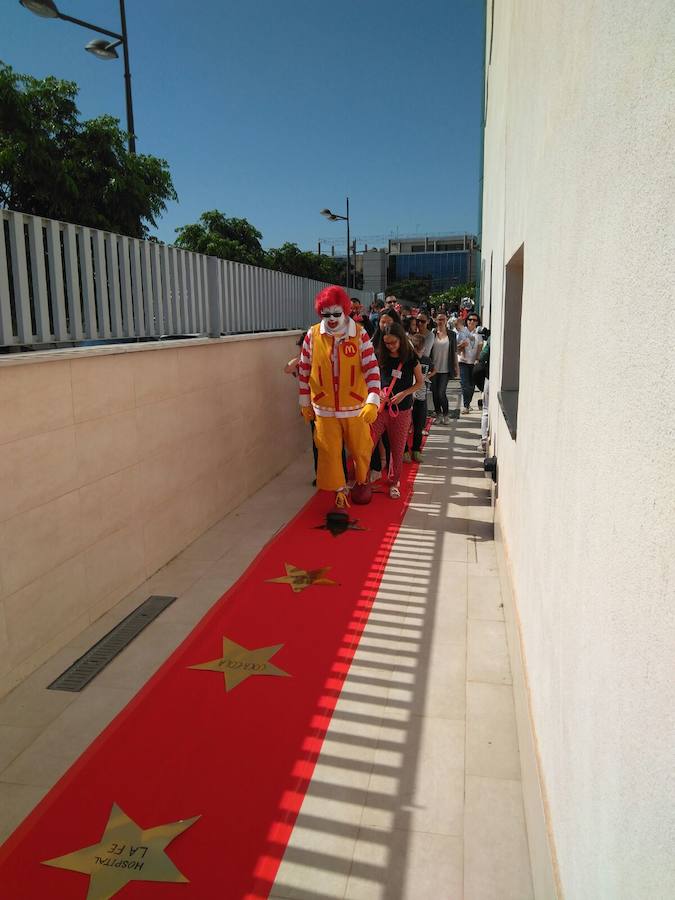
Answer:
[
  {"xmin": 358, "ymin": 403, "xmax": 378, "ymax": 425},
  {"xmin": 301, "ymin": 406, "xmax": 315, "ymax": 423}
]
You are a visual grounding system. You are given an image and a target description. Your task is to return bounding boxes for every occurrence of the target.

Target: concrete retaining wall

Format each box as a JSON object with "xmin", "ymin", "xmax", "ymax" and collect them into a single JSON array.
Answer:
[{"xmin": 0, "ymin": 334, "xmax": 306, "ymax": 698}]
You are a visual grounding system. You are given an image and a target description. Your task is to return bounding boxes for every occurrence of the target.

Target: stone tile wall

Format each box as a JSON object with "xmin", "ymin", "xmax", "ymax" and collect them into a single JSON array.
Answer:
[{"xmin": 0, "ymin": 334, "xmax": 305, "ymax": 698}]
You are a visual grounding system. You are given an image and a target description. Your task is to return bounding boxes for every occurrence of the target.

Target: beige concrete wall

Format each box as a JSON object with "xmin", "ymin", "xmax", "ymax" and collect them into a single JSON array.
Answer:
[
  {"xmin": 481, "ymin": 2, "xmax": 675, "ymax": 898},
  {"xmin": 0, "ymin": 333, "xmax": 306, "ymax": 699}
]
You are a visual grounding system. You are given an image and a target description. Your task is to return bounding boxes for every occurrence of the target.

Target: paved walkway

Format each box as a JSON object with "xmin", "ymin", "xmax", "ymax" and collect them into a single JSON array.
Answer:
[{"xmin": 0, "ymin": 388, "xmax": 533, "ymax": 899}]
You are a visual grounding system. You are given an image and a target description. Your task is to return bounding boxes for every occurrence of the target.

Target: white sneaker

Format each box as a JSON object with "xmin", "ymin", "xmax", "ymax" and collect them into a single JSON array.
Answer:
[{"xmin": 442, "ymin": 415, "xmax": 450, "ymax": 424}]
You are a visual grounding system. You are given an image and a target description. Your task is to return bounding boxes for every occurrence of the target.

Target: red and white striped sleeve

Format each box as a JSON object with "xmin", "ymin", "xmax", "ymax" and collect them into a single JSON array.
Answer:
[
  {"xmin": 359, "ymin": 329, "xmax": 381, "ymax": 407},
  {"xmin": 298, "ymin": 329, "xmax": 312, "ymax": 407}
]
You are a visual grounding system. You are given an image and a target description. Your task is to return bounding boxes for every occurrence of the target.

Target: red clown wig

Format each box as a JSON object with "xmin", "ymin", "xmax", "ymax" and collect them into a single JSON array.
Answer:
[{"xmin": 314, "ymin": 285, "xmax": 350, "ymax": 317}]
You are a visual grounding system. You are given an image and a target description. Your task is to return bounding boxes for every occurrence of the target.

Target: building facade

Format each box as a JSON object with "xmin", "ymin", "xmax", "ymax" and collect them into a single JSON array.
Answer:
[
  {"xmin": 388, "ymin": 234, "xmax": 478, "ymax": 291},
  {"xmin": 480, "ymin": 2, "xmax": 674, "ymax": 898},
  {"xmin": 361, "ymin": 248, "xmax": 388, "ymax": 294}
]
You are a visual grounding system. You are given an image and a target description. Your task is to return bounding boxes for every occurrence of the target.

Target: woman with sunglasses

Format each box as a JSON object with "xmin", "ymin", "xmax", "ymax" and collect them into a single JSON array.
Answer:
[
  {"xmin": 415, "ymin": 313, "xmax": 435, "ymax": 358},
  {"xmin": 371, "ymin": 323, "xmax": 423, "ymax": 498},
  {"xmin": 457, "ymin": 313, "xmax": 484, "ymax": 413}
]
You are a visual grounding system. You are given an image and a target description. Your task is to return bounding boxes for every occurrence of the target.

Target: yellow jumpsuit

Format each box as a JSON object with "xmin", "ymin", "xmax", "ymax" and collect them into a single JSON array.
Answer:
[{"xmin": 307, "ymin": 323, "xmax": 375, "ymax": 491}]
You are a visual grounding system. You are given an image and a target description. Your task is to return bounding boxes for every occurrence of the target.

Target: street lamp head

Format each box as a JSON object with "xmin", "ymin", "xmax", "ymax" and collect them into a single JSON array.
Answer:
[
  {"xmin": 19, "ymin": 0, "xmax": 59, "ymax": 17},
  {"xmin": 20, "ymin": 0, "xmax": 135, "ymax": 154},
  {"xmin": 320, "ymin": 208, "xmax": 348, "ymax": 222},
  {"xmin": 85, "ymin": 38, "xmax": 119, "ymax": 60}
]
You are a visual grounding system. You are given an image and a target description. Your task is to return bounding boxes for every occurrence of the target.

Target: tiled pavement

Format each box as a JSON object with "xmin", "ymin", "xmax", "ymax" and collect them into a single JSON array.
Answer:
[{"xmin": 0, "ymin": 387, "xmax": 533, "ymax": 899}]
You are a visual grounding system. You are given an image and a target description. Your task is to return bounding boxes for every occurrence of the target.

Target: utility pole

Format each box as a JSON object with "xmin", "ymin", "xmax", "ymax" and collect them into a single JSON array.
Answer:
[{"xmin": 346, "ymin": 196, "xmax": 351, "ymax": 290}]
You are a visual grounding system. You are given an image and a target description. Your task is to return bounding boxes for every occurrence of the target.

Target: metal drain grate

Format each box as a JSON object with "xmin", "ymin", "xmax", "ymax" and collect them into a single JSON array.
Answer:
[{"xmin": 48, "ymin": 595, "xmax": 177, "ymax": 692}]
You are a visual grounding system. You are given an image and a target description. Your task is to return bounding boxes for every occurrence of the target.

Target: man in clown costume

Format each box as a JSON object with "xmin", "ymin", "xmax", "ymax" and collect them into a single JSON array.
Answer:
[{"xmin": 298, "ymin": 286, "xmax": 381, "ymax": 507}]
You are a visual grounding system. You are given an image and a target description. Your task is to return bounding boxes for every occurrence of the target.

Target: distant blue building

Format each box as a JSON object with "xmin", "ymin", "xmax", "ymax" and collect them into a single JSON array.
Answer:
[{"xmin": 388, "ymin": 234, "xmax": 478, "ymax": 291}]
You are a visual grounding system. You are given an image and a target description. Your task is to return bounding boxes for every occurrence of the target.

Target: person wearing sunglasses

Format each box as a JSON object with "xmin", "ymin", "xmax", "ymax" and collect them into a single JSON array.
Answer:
[
  {"xmin": 298, "ymin": 286, "xmax": 381, "ymax": 507},
  {"xmin": 456, "ymin": 314, "xmax": 483, "ymax": 413},
  {"xmin": 415, "ymin": 314, "xmax": 435, "ymax": 358}
]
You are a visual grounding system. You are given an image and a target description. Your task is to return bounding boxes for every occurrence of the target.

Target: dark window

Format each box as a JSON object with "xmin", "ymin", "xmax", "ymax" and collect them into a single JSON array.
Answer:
[
  {"xmin": 498, "ymin": 244, "xmax": 524, "ymax": 439},
  {"xmin": 390, "ymin": 252, "xmax": 470, "ymax": 291}
]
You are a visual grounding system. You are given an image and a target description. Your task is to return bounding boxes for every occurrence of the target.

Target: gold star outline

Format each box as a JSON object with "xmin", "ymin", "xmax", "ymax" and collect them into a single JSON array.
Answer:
[
  {"xmin": 42, "ymin": 803, "xmax": 199, "ymax": 900},
  {"xmin": 266, "ymin": 563, "xmax": 338, "ymax": 593},
  {"xmin": 188, "ymin": 636, "xmax": 290, "ymax": 691}
]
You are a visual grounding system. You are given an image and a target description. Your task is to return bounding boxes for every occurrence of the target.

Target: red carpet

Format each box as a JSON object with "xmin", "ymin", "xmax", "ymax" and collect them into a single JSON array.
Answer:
[{"xmin": 0, "ymin": 458, "xmax": 424, "ymax": 899}]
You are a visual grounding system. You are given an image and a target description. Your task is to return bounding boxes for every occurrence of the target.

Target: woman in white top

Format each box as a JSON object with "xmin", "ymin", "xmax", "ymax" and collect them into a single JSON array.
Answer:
[
  {"xmin": 429, "ymin": 312, "xmax": 459, "ymax": 424},
  {"xmin": 457, "ymin": 313, "xmax": 483, "ymax": 413}
]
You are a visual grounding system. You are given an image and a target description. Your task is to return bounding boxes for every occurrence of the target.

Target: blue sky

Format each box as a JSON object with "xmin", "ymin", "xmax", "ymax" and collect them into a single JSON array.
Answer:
[{"xmin": 3, "ymin": 0, "xmax": 484, "ymax": 249}]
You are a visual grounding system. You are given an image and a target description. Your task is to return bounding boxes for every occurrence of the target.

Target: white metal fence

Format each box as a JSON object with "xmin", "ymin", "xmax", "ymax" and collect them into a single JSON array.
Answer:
[{"xmin": 0, "ymin": 209, "xmax": 373, "ymax": 348}]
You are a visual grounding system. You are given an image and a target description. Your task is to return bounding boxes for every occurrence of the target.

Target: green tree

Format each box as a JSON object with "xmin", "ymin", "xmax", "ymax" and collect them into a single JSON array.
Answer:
[
  {"xmin": 0, "ymin": 62, "xmax": 176, "ymax": 238},
  {"xmin": 429, "ymin": 282, "xmax": 476, "ymax": 309},
  {"xmin": 175, "ymin": 210, "xmax": 265, "ymax": 266},
  {"xmin": 385, "ymin": 278, "xmax": 433, "ymax": 306},
  {"xmin": 175, "ymin": 213, "xmax": 354, "ymax": 285},
  {"xmin": 264, "ymin": 242, "xmax": 345, "ymax": 283}
]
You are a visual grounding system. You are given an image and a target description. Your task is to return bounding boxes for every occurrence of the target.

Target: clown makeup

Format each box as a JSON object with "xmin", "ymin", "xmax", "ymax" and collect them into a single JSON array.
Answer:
[{"xmin": 319, "ymin": 305, "xmax": 348, "ymax": 334}]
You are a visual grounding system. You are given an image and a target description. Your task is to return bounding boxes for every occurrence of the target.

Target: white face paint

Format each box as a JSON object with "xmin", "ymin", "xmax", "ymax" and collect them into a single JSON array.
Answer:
[{"xmin": 319, "ymin": 305, "xmax": 347, "ymax": 335}]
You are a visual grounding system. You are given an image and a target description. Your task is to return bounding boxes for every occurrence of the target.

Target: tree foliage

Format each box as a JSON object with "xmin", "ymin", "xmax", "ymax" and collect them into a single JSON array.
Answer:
[
  {"xmin": 429, "ymin": 282, "xmax": 476, "ymax": 308},
  {"xmin": 175, "ymin": 212, "xmax": 349, "ymax": 285},
  {"xmin": 265, "ymin": 242, "xmax": 345, "ymax": 283},
  {"xmin": 174, "ymin": 210, "xmax": 264, "ymax": 266},
  {"xmin": 385, "ymin": 278, "xmax": 433, "ymax": 305},
  {"xmin": 0, "ymin": 62, "xmax": 176, "ymax": 238}
]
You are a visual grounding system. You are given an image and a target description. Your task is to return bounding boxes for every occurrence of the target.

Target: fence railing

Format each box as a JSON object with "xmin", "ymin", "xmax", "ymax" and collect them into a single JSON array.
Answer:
[{"xmin": 0, "ymin": 209, "xmax": 373, "ymax": 348}]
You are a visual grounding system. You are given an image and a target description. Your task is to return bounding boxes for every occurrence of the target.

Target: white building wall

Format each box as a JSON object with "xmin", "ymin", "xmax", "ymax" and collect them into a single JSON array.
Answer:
[{"xmin": 481, "ymin": 2, "xmax": 675, "ymax": 898}]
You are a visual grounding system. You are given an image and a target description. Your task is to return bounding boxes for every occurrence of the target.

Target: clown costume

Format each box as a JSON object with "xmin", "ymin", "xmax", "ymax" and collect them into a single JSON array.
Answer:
[{"xmin": 298, "ymin": 286, "xmax": 381, "ymax": 506}]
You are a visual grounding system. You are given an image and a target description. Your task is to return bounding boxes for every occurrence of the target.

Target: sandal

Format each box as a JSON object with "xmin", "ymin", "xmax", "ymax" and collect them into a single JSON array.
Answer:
[
  {"xmin": 389, "ymin": 485, "xmax": 401, "ymax": 499},
  {"xmin": 335, "ymin": 489, "xmax": 351, "ymax": 509}
]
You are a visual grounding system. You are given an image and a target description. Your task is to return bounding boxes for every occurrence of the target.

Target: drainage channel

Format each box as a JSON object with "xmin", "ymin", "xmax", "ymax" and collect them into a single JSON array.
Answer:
[{"xmin": 48, "ymin": 595, "xmax": 177, "ymax": 692}]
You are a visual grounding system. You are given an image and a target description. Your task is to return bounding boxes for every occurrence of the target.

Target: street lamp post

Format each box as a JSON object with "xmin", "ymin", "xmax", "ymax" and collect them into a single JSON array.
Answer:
[
  {"xmin": 320, "ymin": 198, "xmax": 351, "ymax": 290},
  {"xmin": 19, "ymin": 0, "xmax": 137, "ymax": 153}
]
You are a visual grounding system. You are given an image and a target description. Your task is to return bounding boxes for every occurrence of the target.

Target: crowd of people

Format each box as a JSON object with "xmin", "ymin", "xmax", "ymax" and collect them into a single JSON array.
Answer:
[
  {"xmin": 286, "ymin": 289, "xmax": 490, "ymax": 501},
  {"xmin": 358, "ymin": 294, "xmax": 490, "ymax": 434}
]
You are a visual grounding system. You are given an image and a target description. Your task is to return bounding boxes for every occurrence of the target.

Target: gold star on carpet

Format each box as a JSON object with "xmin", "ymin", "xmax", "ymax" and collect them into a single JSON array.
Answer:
[
  {"xmin": 266, "ymin": 563, "xmax": 338, "ymax": 593},
  {"xmin": 188, "ymin": 637, "xmax": 290, "ymax": 691},
  {"xmin": 42, "ymin": 803, "xmax": 199, "ymax": 900}
]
